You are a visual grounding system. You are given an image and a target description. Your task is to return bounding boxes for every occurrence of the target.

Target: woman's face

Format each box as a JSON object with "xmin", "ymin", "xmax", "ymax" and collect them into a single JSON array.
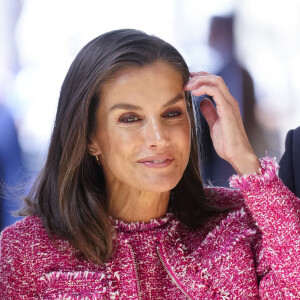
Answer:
[{"xmin": 90, "ymin": 61, "xmax": 191, "ymax": 193}]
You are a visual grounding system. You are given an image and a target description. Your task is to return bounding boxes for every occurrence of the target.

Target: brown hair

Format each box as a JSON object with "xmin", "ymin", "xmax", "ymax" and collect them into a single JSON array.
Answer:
[{"xmin": 21, "ymin": 29, "xmax": 214, "ymax": 264}]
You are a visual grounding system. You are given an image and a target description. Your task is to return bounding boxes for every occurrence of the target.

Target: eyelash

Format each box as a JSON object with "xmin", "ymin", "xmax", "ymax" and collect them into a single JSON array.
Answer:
[
  {"xmin": 119, "ymin": 114, "xmax": 141, "ymax": 123},
  {"xmin": 163, "ymin": 110, "xmax": 183, "ymax": 118},
  {"xmin": 119, "ymin": 110, "xmax": 183, "ymax": 123}
]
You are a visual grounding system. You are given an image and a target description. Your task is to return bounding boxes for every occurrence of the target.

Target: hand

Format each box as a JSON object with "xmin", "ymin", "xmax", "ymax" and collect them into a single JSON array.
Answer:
[{"xmin": 185, "ymin": 72, "xmax": 260, "ymax": 176}]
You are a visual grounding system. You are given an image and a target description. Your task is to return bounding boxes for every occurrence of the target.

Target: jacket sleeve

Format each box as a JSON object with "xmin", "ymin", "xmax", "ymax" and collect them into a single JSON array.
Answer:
[
  {"xmin": 230, "ymin": 157, "xmax": 300, "ymax": 299},
  {"xmin": 0, "ymin": 224, "xmax": 37, "ymax": 299}
]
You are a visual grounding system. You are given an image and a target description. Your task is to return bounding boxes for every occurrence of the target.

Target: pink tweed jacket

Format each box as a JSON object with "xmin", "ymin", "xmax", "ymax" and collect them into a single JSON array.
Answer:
[{"xmin": 1, "ymin": 158, "xmax": 300, "ymax": 299}]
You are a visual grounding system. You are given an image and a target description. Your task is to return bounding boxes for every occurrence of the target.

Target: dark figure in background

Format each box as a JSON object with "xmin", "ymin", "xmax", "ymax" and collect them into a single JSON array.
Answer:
[
  {"xmin": 0, "ymin": 0, "xmax": 24, "ymax": 230},
  {"xmin": 0, "ymin": 105, "xmax": 24, "ymax": 231},
  {"xmin": 197, "ymin": 15, "xmax": 261, "ymax": 187},
  {"xmin": 279, "ymin": 126, "xmax": 300, "ymax": 198}
]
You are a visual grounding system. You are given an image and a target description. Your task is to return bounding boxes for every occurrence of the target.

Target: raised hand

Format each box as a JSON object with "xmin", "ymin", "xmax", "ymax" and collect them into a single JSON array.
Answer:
[{"xmin": 185, "ymin": 72, "xmax": 260, "ymax": 176}]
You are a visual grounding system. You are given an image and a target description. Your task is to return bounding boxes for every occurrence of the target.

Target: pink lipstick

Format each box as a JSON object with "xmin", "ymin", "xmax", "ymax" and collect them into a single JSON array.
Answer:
[{"xmin": 137, "ymin": 156, "xmax": 174, "ymax": 168}]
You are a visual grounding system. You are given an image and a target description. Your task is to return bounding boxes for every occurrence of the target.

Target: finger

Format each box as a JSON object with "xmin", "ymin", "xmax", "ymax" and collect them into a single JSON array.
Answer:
[
  {"xmin": 189, "ymin": 85, "xmax": 224, "ymax": 102},
  {"xmin": 185, "ymin": 75, "xmax": 228, "ymax": 93},
  {"xmin": 187, "ymin": 81, "xmax": 235, "ymax": 113},
  {"xmin": 199, "ymin": 99, "xmax": 218, "ymax": 129},
  {"xmin": 189, "ymin": 71, "xmax": 211, "ymax": 77},
  {"xmin": 193, "ymin": 85, "xmax": 241, "ymax": 127},
  {"xmin": 184, "ymin": 74, "xmax": 212, "ymax": 90}
]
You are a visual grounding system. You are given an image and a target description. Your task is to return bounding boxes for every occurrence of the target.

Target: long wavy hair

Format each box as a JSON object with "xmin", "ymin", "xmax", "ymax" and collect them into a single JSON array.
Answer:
[{"xmin": 21, "ymin": 29, "xmax": 215, "ymax": 264}]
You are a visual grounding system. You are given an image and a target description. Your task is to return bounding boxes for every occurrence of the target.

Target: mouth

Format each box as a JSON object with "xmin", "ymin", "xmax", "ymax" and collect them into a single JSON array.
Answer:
[
  {"xmin": 147, "ymin": 159, "xmax": 168, "ymax": 164},
  {"xmin": 137, "ymin": 156, "xmax": 174, "ymax": 168}
]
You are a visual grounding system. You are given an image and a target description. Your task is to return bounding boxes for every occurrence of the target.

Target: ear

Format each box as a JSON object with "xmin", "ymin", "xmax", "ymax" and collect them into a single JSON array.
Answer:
[{"xmin": 88, "ymin": 138, "xmax": 102, "ymax": 156}]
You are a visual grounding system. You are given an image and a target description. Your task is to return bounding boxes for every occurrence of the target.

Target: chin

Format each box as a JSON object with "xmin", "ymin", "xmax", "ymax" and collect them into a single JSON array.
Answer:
[{"xmin": 139, "ymin": 178, "xmax": 180, "ymax": 193}]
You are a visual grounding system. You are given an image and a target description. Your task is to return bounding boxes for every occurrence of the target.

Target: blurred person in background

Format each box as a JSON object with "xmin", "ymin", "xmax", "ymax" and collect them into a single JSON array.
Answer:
[
  {"xmin": 0, "ymin": 0, "xmax": 24, "ymax": 230},
  {"xmin": 279, "ymin": 126, "xmax": 300, "ymax": 198},
  {"xmin": 196, "ymin": 15, "xmax": 266, "ymax": 187},
  {"xmin": 0, "ymin": 105, "xmax": 24, "ymax": 230}
]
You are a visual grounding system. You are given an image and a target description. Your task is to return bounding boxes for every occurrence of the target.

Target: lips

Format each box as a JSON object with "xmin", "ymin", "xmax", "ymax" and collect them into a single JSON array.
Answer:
[
  {"xmin": 137, "ymin": 156, "xmax": 174, "ymax": 168},
  {"xmin": 147, "ymin": 159, "xmax": 167, "ymax": 163}
]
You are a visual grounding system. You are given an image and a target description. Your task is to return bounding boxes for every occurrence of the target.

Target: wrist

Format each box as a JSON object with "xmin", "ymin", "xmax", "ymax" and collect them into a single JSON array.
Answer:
[{"xmin": 231, "ymin": 153, "xmax": 261, "ymax": 176}]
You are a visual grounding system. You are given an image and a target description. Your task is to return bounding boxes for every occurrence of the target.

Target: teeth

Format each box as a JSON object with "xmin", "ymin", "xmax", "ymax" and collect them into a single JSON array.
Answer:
[{"xmin": 150, "ymin": 159, "xmax": 167, "ymax": 163}]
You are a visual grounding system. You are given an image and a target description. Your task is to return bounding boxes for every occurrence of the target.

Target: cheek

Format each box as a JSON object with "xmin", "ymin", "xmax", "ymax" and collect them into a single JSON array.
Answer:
[
  {"xmin": 100, "ymin": 128, "xmax": 139, "ymax": 163},
  {"xmin": 176, "ymin": 121, "xmax": 191, "ymax": 151},
  {"xmin": 181, "ymin": 123, "xmax": 192, "ymax": 168}
]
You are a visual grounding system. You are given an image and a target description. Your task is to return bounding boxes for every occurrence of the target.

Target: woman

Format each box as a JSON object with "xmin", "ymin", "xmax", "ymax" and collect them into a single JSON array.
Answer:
[{"xmin": 0, "ymin": 29, "xmax": 299, "ymax": 299}]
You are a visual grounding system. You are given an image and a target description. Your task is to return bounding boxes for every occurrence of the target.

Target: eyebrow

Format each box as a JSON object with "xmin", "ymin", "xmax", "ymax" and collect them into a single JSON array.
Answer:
[{"xmin": 109, "ymin": 93, "xmax": 185, "ymax": 111}]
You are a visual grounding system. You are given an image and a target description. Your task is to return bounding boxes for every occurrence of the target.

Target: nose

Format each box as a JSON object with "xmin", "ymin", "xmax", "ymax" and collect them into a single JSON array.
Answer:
[{"xmin": 144, "ymin": 118, "xmax": 169, "ymax": 149}]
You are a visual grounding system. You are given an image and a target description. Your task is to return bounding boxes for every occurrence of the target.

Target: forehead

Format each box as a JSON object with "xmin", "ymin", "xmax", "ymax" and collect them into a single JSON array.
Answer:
[
  {"xmin": 100, "ymin": 61, "xmax": 184, "ymax": 107},
  {"xmin": 111, "ymin": 60, "xmax": 182, "ymax": 79}
]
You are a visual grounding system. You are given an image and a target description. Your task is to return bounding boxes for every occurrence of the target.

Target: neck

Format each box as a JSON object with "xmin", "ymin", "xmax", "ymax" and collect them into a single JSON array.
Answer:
[{"xmin": 107, "ymin": 186, "xmax": 170, "ymax": 223}]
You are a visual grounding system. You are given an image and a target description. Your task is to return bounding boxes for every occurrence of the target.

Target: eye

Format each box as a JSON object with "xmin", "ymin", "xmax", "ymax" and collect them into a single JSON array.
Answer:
[
  {"xmin": 163, "ymin": 110, "xmax": 183, "ymax": 118},
  {"xmin": 119, "ymin": 113, "xmax": 141, "ymax": 123}
]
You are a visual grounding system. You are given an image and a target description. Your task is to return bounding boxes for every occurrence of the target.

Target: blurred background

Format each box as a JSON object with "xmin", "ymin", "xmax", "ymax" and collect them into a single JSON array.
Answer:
[{"xmin": 1, "ymin": 0, "xmax": 300, "ymax": 229}]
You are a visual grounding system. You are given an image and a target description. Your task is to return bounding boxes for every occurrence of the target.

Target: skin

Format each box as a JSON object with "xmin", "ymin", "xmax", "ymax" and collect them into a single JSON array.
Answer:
[
  {"xmin": 89, "ymin": 61, "xmax": 191, "ymax": 222},
  {"xmin": 185, "ymin": 72, "xmax": 260, "ymax": 176},
  {"xmin": 89, "ymin": 62, "xmax": 261, "ymax": 223}
]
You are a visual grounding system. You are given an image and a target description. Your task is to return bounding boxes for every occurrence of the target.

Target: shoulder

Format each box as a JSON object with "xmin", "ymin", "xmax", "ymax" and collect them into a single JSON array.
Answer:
[
  {"xmin": 1, "ymin": 215, "xmax": 74, "ymax": 258},
  {"xmin": 0, "ymin": 216, "xmax": 80, "ymax": 295},
  {"xmin": 0, "ymin": 216, "xmax": 47, "ymax": 296},
  {"xmin": 175, "ymin": 188, "xmax": 257, "ymax": 250},
  {"xmin": 294, "ymin": 126, "xmax": 300, "ymax": 138},
  {"xmin": 292, "ymin": 127, "xmax": 300, "ymax": 150},
  {"xmin": 1, "ymin": 215, "xmax": 45, "ymax": 243},
  {"xmin": 292, "ymin": 127, "xmax": 300, "ymax": 157},
  {"xmin": 162, "ymin": 209, "xmax": 261, "ymax": 298},
  {"xmin": 181, "ymin": 187, "xmax": 259, "ymax": 252},
  {"xmin": 279, "ymin": 127, "xmax": 300, "ymax": 195},
  {"xmin": 0, "ymin": 215, "xmax": 68, "ymax": 264},
  {"xmin": 165, "ymin": 206, "xmax": 259, "ymax": 281},
  {"xmin": 283, "ymin": 126, "xmax": 300, "ymax": 152},
  {"xmin": 0, "ymin": 216, "xmax": 47, "ymax": 261}
]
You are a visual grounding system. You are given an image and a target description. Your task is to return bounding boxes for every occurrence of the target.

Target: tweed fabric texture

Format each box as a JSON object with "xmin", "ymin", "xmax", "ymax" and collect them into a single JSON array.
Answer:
[{"xmin": 1, "ymin": 158, "xmax": 300, "ymax": 299}]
